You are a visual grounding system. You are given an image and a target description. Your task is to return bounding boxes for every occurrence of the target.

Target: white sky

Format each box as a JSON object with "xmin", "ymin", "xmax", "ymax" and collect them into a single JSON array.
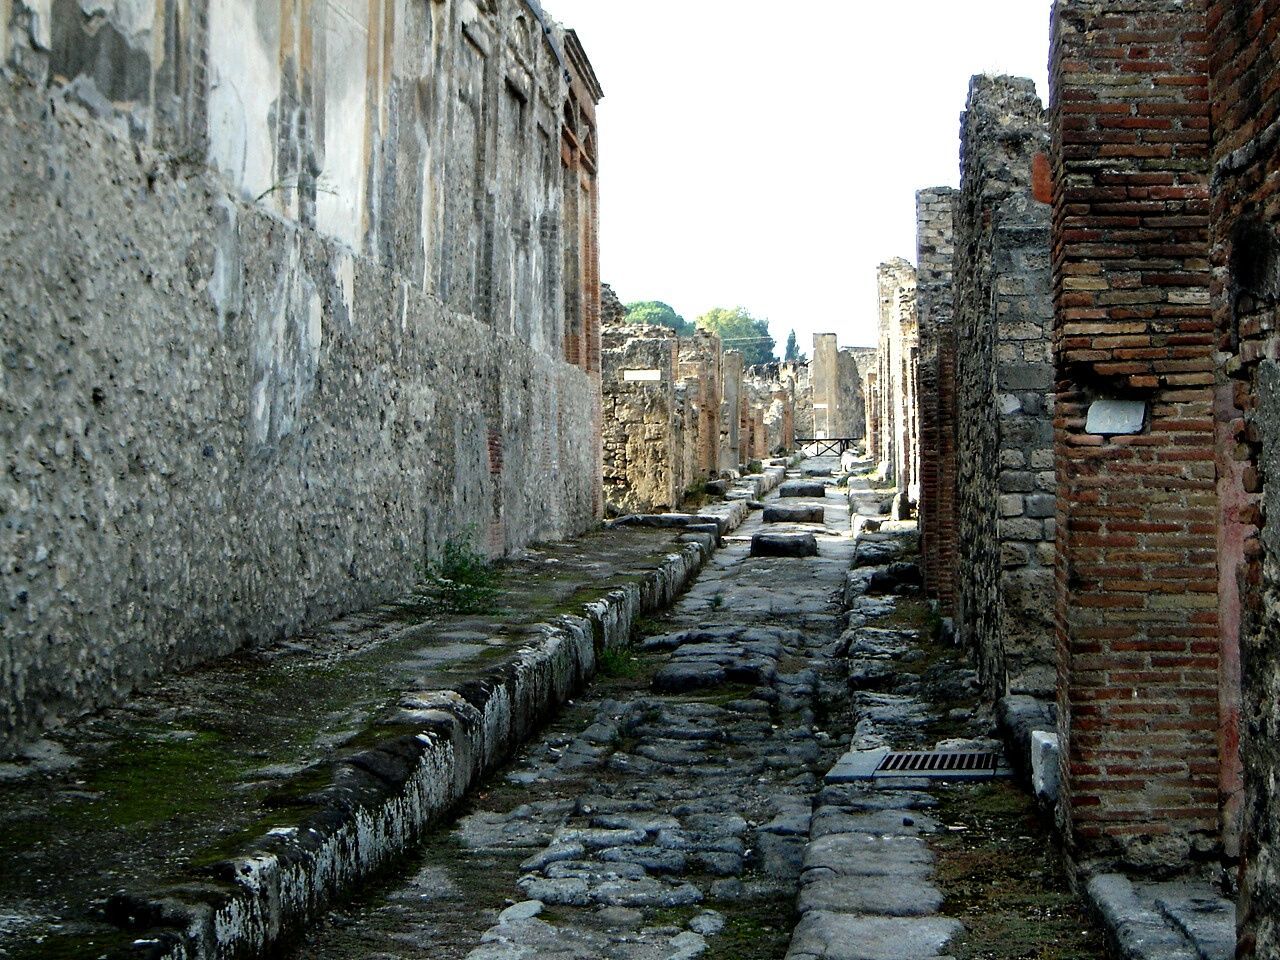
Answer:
[{"xmin": 549, "ymin": 0, "xmax": 1053, "ymax": 352}]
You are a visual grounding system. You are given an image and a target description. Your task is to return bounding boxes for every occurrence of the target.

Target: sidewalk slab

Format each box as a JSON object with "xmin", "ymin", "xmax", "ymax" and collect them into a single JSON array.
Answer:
[{"xmin": 0, "ymin": 524, "xmax": 733, "ymax": 960}]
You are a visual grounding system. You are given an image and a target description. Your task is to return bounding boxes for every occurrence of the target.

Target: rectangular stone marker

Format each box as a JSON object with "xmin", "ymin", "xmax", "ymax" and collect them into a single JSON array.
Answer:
[
  {"xmin": 1085, "ymin": 399, "xmax": 1146, "ymax": 435},
  {"xmin": 622, "ymin": 369, "xmax": 662, "ymax": 382}
]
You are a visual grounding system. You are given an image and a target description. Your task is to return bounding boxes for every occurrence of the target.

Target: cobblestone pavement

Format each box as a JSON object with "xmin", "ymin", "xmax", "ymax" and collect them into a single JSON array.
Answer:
[
  {"xmin": 289, "ymin": 458, "xmax": 858, "ymax": 959},
  {"xmin": 288, "ymin": 462, "xmax": 1106, "ymax": 960}
]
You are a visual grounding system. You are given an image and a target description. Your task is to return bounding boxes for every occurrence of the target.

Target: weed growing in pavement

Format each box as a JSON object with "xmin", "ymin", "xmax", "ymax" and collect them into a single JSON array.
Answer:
[{"xmin": 418, "ymin": 539, "xmax": 503, "ymax": 614}]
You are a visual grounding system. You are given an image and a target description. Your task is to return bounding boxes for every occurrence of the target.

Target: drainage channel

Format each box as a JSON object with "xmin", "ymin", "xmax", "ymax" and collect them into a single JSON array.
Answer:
[{"xmin": 287, "ymin": 460, "xmax": 857, "ymax": 960}]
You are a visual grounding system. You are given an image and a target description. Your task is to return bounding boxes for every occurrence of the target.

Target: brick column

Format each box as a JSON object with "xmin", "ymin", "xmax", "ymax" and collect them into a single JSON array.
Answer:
[
  {"xmin": 1207, "ymin": 0, "xmax": 1279, "ymax": 950},
  {"xmin": 1050, "ymin": 0, "xmax": 1220, "ymax": 869},
  {"xmin": 916, "ymin": 188, "xmax": 958, "ymax": 615}
]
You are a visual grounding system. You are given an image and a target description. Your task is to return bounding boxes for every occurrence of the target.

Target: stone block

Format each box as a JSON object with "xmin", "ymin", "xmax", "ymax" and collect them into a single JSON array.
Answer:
[
  {"xmin": 750, "ymin": 533, "xmax": 818, "ymax": 558},
  {"xmin": 780, "ymin": 480, "xmax": 827, "ymax": 498},
  {"xmin": 1031, "ymin": 730, "xmax": 1060, "ymax": 804},
  {"xmin": 764, "ymin": 505, "xmax": 825, "ymax": 524}
]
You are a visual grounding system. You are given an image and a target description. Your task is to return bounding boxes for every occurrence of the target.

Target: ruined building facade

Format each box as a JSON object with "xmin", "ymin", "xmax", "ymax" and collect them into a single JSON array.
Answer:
[
  {"xmin": 953, "ymin": 77, "xmax": 1056, "ymax": 699},
  {"xmin": 811, "ymin": 335, "xmax": 870, "ymax": 441},
  {"xmin": 0, "ymin": 0, "xmax": 603, "ymax": 752},
  {"xmin": 600, "ymin": 319, "xmax": 796, "ymax": 512}
]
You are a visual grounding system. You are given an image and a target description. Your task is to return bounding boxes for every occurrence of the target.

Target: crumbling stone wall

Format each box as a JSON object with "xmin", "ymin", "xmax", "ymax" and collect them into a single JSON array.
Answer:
[
  {"xmin": 745, "ymin": 364, "xmax": 795, "ymax": 455},
  {"xmin": 876, "ymin": 259, "xmax": 921, "ymax": 511},
  {"xmin": 0, "ymin": 0, "xmax": 603, "ymax": 752},
  {"xmin": 838, "ymin": 348, "xmax": 872, "ymax": 441},
  {"xmin": 1208, "ymin": 0, "xmax": 1280, "ymax": 948},
  {"xmin": 601, "ymin": 283, "xmax": 627, "ymax": 327},
  {"xmin": 916, "ymin": 187, "xmax": 959, "ymax": 615},
  {"xmin": 601, "ymin": 325, "xmax": 680, "ymax": 513},
  {"xmin": 678, "ymin": 331, "xmax": 724, "ymax": 482},
  {"xmin": 783, "ymin": 362, "xmax": 814, "ymax": 439},
  {"xmin": 1050, "ymin": 0, "xmax": 1220, "ymax": 871},
  {"xmin": 720, "ymin": 351, "xmax": 744, "ymax": 473},
  {"xmin": 954, "ymin": 76, "xmax": 1056, "ymax": 699}
]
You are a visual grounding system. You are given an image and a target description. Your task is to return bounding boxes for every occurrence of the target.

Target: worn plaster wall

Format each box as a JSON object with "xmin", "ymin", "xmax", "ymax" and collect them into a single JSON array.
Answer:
[
  {"xmin": 0, "ymin": 0, "xmax": 603, "ymax": 752},
  {"xmin": 954, "ymin": 76, "xmax": 1056, "ymax": 699},
  {"xmin": 1208, "ymin": 0, "xmax": 1280, "ymax": 949},
  {"xmin": 916, "ymin": 187, "xmax": 958, "ymax": 615},
  {"xmin": 1051, "ymin": 0, "xmax": 1220, "ymax": 871}
]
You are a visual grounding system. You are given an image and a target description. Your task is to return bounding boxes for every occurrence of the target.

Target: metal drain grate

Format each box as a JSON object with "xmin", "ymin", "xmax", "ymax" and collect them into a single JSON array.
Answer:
[{"xmin": 874, "ymin": 750, "xmax": 1008, "ymax": 780}]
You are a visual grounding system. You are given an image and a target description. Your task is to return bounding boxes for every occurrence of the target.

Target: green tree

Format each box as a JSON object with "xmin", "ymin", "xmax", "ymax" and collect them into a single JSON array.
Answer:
[
  {"xmin": 784, "ymin": 330, "xmax": 801, "ymax": 362},
  {"xmin": 624, "ymin": 301, "xmax": 695, "ymax": 337},
  {"xmin": 697, "ymin": 307, "xmax": 777, "ymax": 366}
]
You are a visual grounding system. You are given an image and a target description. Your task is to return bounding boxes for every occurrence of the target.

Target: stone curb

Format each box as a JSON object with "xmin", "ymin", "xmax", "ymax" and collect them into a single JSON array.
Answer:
[
  {"xmin": 105, "ymin": 526, "xmax": 740, "ymax": 960},
  {"xmin": 1086, "ymin": 873, "xmax": 1235, "ymax": 960}
]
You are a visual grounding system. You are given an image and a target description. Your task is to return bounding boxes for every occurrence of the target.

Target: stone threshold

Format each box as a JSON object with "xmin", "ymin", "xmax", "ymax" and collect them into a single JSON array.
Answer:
[
  {"xmin": 0, "ymin": 470, "xmax": 782, "ymax": 960},
  {"xmin": 1087, "ymin": 874, "xmax": 1235, "ymax": 960}
]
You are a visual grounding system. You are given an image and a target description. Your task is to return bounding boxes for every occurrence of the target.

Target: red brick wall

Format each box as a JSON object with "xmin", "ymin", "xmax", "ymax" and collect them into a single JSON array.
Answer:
[
  {"xmin": 916, "ymin": 188, "xmax": 959, "ymax": 615},
  {"xmin": 1207, "ymin": 0, "xmax": 1280, "ymax": 952},
  {"xmin": 1050, "ymin": 0, "xmax": 1221, "ymax": 870}
]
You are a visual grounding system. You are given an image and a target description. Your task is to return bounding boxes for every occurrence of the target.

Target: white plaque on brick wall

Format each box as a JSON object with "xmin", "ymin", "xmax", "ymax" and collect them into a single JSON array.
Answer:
[
  {"xmin": 622, "ymin": 369, "xmax": 662, "ymax": 382},
  {"xmin": 1086, "ymin": 399, "xmax": 1146, "ymax": 435}
]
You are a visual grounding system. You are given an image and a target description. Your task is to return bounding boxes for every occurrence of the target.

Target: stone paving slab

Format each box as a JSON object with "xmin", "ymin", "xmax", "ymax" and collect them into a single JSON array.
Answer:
[
  {"xmin": 786, "ymin": 913, "xmax": 964, "ymax": 960},
  {"xmin": 1087, "ymin": 873, "xmax": 1235, "ymax": 960}
]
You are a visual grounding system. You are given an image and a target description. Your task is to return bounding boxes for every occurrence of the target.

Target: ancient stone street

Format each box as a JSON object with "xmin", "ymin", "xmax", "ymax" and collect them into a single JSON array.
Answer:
[{"xmin": 4, "ymin": 1, "xmax": 1280, "ymax": 957}]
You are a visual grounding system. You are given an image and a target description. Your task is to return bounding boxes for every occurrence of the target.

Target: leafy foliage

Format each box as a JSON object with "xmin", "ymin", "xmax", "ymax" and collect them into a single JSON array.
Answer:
[
  {"xmin": 697, "ymin": 306, "xmax": 777, "ymax": 366},
  {"xmin": 624, "ymin": 301, "xmax": 695, "ymax": 336},
  {"xmin": 421, "ymin": 540, "xmax": 502, "ymax": 614}
]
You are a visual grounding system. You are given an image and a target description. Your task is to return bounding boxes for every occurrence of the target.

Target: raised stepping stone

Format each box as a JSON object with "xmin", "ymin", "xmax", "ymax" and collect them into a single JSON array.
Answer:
[
  {"xmin": 780, "ymin": 480, "xmax": 827, "ymax": 498},
  {"xmin": 764, "ymin": 504, "xmax": 825, "ymax": 524},
  {"xmin": 750, "ymin": 532, "xmax": 818, "ymax": 558},
  {"xmin": 787, "ymin": 913, "xmax": 963, "ymax": 960},
  {"xmin": 798, "ymin": 874, "xmax": 943, "ymax": 917}
]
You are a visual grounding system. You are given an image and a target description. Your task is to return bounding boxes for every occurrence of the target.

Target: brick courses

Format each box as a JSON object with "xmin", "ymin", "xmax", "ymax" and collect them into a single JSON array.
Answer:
[
  {"xmin": 1050, "ymin": 0, "xmax": 1221, "ymax": 870},
  {"xmin": 1206, "ymin": 0, "xmax": 1280, "ymax": 952},
  {"xmin": 916, "ymin": 187, "xmax": 959, "ymax": 615}
]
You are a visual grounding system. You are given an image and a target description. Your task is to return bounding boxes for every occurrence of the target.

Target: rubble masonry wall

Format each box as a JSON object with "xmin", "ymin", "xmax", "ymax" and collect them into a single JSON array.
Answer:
[{"xmin": 954, "ymin": 75, "xmax": 1056, "ymax": 699}]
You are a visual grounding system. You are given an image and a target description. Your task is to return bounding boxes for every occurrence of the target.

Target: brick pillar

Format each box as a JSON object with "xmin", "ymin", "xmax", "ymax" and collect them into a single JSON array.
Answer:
[
  {"xmin": 1207, "ymin": 0, "xmax": 1278, "ymax": 950},
  {"xmin": 916, "ymin": 187, "xmax": 958, "ymax": 615},
  {"xmin": 1050, "ymin": 0, "xmax": 1220, "ymax": 869}
]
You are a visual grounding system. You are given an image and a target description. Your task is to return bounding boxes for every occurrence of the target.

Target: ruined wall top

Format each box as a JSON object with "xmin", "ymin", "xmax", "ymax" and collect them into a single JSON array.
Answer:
[{"xmin": 960, "ymin": 76, "xmax": 1049, "ymax": 231}]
